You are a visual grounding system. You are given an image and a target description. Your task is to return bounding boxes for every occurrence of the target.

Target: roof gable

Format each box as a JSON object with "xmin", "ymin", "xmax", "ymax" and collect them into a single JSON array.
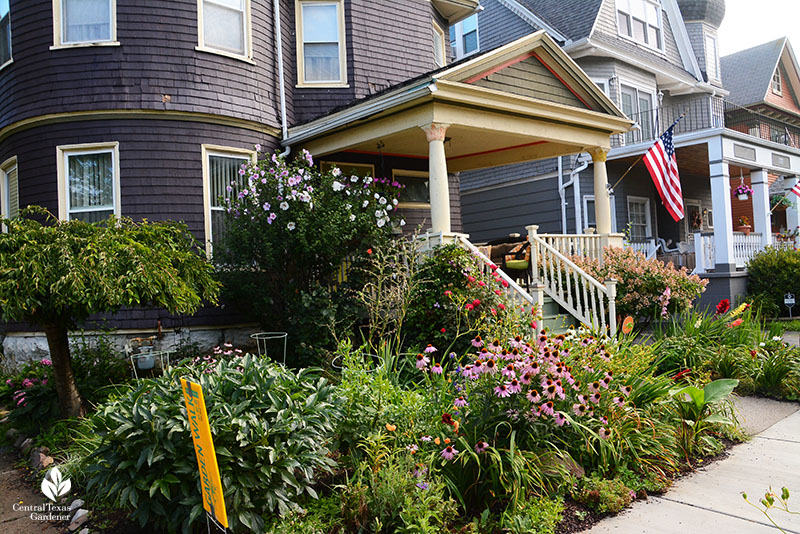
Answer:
[
  {"xmin": 722, "ymin": 38, "xmax": 786, "ymax": 107},
  {"xmin": 438, "ymin": 31, "xmax": 624, "ymax": 116}
]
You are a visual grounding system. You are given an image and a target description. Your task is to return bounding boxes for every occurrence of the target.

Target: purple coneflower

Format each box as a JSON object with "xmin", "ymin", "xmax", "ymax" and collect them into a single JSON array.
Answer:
[
  {"xmin": 420, "ymin": 435, "xmax": 432, "ymax": 442},
  {"xmin": 621, "ymin": 385, "xmax": 633, "ymax": 397},
  {"xmin": 573, "ymin": 403, "xmax": 588, "ymax": 416},
  {"xmin": 507, "ymin": 379, "xmax": 522, "ymax": 394},
  {"xmin": 474, "ymin": 441, "xmax": 489, "ymax": 453},
  {"xmin": 483, "ymin": 359, "xmax": 497, "ymax": 374},
  {"xmin": 441, "ymin": 446, "xmax": 459, "ymax": 460},
  {"xmin": 613, "ymin": 396, "xmax": 625, "ymax": 408},
  {"xmin": 494, "ymin": 384, "xmax": 511, "ymax": 398},
  {"xmin": 431, "ymin": 363, "xmax": 443, "ymax": 374},
  {"xmin": 590, "ymin": 393, "xmax": 602, "ymax": 404},
  {"xmin": 527, "ymin": 389, "xmax": 541, "ymax": 403},
  {"xmin": 416, "ymin": 353, "xmax": 430, "ymax": 370},
  {"xmin": 589, "ymin": 381, "xmax": 601, "ymax": 394},
  {"xmin": 424, "ymin": 344, "xmax": 437, "ymax": 353},
  {"xmin": 554, "ymin": 413, "xmax": 570, "ymax": 427},
  {"xmin": 540, "ymin": 401, "xmax": 555, "ymax": 416},
  {"xmin": 454, "ymin": 396, "xmax": 468, "ymax": 407},
  {"xmin": 502, "ymin": 364, "xmax": 516, "ymax": 379},
  {"xmin": 471, "ymin": 335, "xmax": 484, "ymax": 348},
  {"xmin": 599, "ymin": 427, "xmax": 612, "ymax": 440}
]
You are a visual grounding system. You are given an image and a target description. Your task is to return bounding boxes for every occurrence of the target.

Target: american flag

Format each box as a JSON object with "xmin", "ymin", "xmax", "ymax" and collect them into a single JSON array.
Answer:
[
  {"xmin": 644, "ymin": 119, "xmax": 684, "ymax": 222},
  {"xmin": 791, "ymin": 181, "xmax": 800, "ymax": 198}
]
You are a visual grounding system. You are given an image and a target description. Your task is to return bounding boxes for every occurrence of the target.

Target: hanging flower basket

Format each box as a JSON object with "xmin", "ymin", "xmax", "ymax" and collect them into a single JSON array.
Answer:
[{"xmin": 733, "ymin": 184, "xmax": 754, "ymax": 200}]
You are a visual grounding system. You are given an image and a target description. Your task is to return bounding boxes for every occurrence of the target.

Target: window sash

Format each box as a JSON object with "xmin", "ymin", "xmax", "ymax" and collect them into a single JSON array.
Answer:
[
  {"xmin": 208, "ymin": 153, "xmax": 249, "ymax": 247},
  {"xmin": 202, "ymin": 0, "xmax": 247, "ymax": 56},
  {"xmin": 62, "ymin": 0, "xmax": 112, "ymax": 44},
  {"xmin": 5, "ymin": 164, "xmax": 17, "ymax": 219},
  {"xmin": 433, "ymin": 24, "xmax": 445, "ymax": 68},
  {"xmin": 395, "ymin": 175, "xmax": 430, "ymax": 204},
  {"xmin": 0, "ymin": 0, "xmax": 11, "ymax": 65},
  {"xmin": 627, "ymin": 199, "xmax": 650, "ymax": 241},
  {"xmin": 773, "ymin": 70, "xmax": 782, "ymax": 94},
  {"xmin": 617, "ymin": 0, "xmax": 662, "ymax": 49},
  {"xmin": 66, "ymin": 150, "xmax": 115, "ymax": 221},
  {"xmin": 298, "ymin": 1, "xmax": 344, "ymax": 84}
]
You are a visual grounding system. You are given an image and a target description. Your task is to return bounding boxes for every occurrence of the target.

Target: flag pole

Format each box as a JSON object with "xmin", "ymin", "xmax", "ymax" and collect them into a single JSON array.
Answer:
[
  {"xmin": 609, "ymin": 109, "xmax": 688, "ymax": 192},
  {"xmin": 771, "ymin": 190, "xmax": 794, "ymax": 213}
]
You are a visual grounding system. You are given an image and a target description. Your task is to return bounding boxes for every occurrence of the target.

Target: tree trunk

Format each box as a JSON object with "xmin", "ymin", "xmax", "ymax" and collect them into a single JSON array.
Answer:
[{"xmin": 43, "ymin": 324, "xmax": 85, "ymax": 418}]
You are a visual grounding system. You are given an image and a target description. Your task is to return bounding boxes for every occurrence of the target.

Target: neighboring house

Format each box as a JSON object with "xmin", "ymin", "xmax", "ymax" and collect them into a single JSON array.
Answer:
[
  {"xmin": 0, "ymin": 1, "xmax": 631, "ymax": 358},
  {"xmin": 458, "ymin": 0, "xmax": 800, "ymax": 308}
]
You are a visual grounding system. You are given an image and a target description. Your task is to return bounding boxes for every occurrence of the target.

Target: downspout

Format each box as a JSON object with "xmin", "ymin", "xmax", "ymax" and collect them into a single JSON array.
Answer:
[
  {"xmin": 571, "ymin": 154, "xmax": 590, "ymax": 233},
  {"xmin": 558, "ymin": 156, "xmax": 566, "ymax": 232},
  {"xmin": 275, "ymin": 0, "xmax": 291, "ymax": 157}
]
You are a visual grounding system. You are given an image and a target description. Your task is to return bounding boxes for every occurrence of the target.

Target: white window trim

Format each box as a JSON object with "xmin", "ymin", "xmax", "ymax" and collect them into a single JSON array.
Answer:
[
  {"xmin": 450, "ymin": 13, "xmax": 479, "ymax": 60},
  {"xmin": 705, "ymin": 34, "xmax": 719, "ymax": 81},
  {"xmin": 619, "ymin": 82, "xmax": 655, "ymax": 145},
  {"xmin": 433, "ymin": 22, "xmax": 446, "ymax": 68},
  {"xmin": 0, "ymin": 156, "xmax": 17, "ymax": 223},
  {"xmin": 684, "ymin": 198, "xmax": 702, "ymax": 235},
  {"xmin": 0, "ymin": 3, "xmax": 12, "ymax": 71},
  {"xmin": 582, "ymin": 194, "xmax": 617, "ymax": 233},
  {"xmin": 56, "ymin": 142, "xmax": 121, "ymax": 222},
  {"xmin": 295, "ymin": 0, "xmax": 348, "ymax": 88},
  {"xmin": 202, "ymin": 144, "xmax": 257, "ymax": 257},
  {"xmin": 773, "ymin": 68, "xmax": 783, "ymax": 96},
  {"xmin": 615, "ymin": 0, "xmax": 665, "ymax": 54},
  {"xmin": 626, "ymin": 195, "xmax": 652, "ymax": 240},
  {"xmin": 50, "ymin": 0, "xmax": 119, "ymax": 50},
  {"xmin": 392, "ymin": 169, "xmax": 431, "ymax": 209},
  {"xmin": 591, "ymin": 77, "xmax": 610, "ymax": 96},
  {"xmin": 196, "ymin": 0, "xmax": 254, "ymax": 64}
]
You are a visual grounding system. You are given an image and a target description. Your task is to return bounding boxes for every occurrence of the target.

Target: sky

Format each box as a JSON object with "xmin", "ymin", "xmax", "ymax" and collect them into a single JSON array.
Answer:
[{"xmin": 718, "ymin": 0, "xmax": 800, "ymax": 56}]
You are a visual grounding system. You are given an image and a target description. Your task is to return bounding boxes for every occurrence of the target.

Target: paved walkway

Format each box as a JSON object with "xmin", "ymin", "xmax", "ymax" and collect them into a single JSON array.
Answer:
[
  {"xmin": 584, "ymin": 396, "xmax": 800, "ymax": 533},
  {"xmin": 0, "ymin": 447, "xmax": 61, "ymax": 534}
]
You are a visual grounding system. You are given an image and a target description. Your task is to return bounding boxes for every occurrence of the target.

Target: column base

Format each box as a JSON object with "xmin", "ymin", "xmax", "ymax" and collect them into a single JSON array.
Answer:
[{"xmin": 713, "ymin": 263, "xmax": 738, "ymax": 273}]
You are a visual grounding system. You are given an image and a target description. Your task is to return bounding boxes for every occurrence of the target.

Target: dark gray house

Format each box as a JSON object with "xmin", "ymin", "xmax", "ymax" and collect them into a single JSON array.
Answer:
[{"xmin": 457, "ymin": 0, "xmax": 800, "ymax": 307}]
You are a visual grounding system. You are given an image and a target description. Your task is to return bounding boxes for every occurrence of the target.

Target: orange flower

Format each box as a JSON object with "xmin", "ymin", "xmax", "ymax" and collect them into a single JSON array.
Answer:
[
  {"xmin": 453, "ymin": 421, "xmax": 460, "ymax": 434},
  {"xmin": 385, "ymin": 423, "xmax": 396, "ymax": 432},
  {"xmin": 434, "ymin": 437, "xmax": 441, "ymax": 445},
  {"xmin": 444, "ymin": 437, "xmax": 451, "ymax": 444},
  {"xmin": 728, "ymin": 318, "xmax": 743, "ymax": 328}
]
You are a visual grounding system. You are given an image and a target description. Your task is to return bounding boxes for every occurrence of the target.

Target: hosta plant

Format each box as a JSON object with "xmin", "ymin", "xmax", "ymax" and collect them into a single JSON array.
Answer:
[{"xmin": 86, "ymin": 355, "xmax": 341, "ymax": 533}]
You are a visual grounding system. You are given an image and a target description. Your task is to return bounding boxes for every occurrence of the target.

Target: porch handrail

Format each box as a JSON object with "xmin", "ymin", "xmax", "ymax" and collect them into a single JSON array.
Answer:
[
  {"xmin": 536, "ymin": 232, "xmax": 604, "ymax": 263},
  {"xmin": 527, "ymin": 225, "xmax": 617, "ymax": 335},
  {"xmin": 454, "ymin": 235, "xmax": 535, "ymax": 309}
]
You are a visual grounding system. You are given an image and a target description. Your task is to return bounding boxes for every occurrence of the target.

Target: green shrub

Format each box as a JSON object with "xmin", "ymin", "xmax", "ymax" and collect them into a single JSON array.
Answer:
[
  {"xmin": 748, "ymin": 247, "xmax": 800, "ymax": 317},
  {"xmin": 501, "ymin": 495, "xmax": 563, "ymax": 534},
  {"xmin": 86, "ymin": 355, "xmax": 340, "ymax": 533},
  {"xmin": 71, "ymin": 333, "xmax": 133, "ymax": 407},
  {"xmin": 573, "ymin": 247, "xmax": 707, "ymax": 322},
  {"xmin": 754, "ymin": 344, "xmax": 800, "ymax": 398},
  {"xmin": 574, "ymin": 475, "xmax": 633, "ymax": 514}
]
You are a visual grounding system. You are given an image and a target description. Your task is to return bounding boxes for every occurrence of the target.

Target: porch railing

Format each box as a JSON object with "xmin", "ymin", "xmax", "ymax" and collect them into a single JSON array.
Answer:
[
  {"xmin": 528, "ymin": 226, "xmax": 617, "ymax": 335},
  {"xmin": 693, "ymin": 231, "xmax": 765, "ymax": 273},
  {"xmin": 536, "ymin": 232, "xmax": 604, "ymax": 263},
  {"xmin": 626, "ymin": 239, "xmax": 659, "ymax": 259}
]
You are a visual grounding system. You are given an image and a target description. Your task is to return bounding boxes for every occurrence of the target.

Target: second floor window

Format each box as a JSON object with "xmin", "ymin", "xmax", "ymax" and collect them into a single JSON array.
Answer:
[
  {"xmin": 60, "ymin": 0, "xmax": 114, "ymax": 44},
  {"xmin": 0, "ymin": 0, "xmax": 11, "ymax": 67},
  {"xmin": 297, "ymin": 0, "xmax": 346, "ymax": 85},
  {"xmin": 433, "ymin": 23, "xmax": 446, "ymax": 68},
  {"xmin": 617, "ymin": 0, "xmax": 662, "ymax": 51},
  {"xmin": 449, "ymin": 13, "xmax": 478, "ymax": 60},
  {"xmin": 200, "ymin": 0, "xmax": 249, "ymax": 58},
  {"xmin": 705, "ymin": 34, "xmax": 718, "ymax": 80},
  {"xmin": 773, "ymin": 68, "xmax": 782, "ymax": 95}
]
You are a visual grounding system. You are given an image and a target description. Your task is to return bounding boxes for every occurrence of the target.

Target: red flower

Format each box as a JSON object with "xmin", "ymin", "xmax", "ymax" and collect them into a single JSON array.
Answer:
[
  {"xmin": 728, "ymin": 318, "xmax": 743, "ymax": 328},
  {"xmin": 498, "ymin": 303, "xmax": 505, "ymax": 310},
  {"xmin": 444, "ymin": 290, "xmax": 452, "ymax": 297},
  {"xmin": 440, "ymin": 328, "xmax": 446, "ymax": 333},
  {"xmin": 467, "ymin": 275, "xmax": 476, "ymax": 283},
  {"xmin": 489, "ymin": 263, "xmax": 498, "ymax": 271},
  {"xmin": 672, "ymin": 368, "xmax": 691, "ymax": 381},
  {"xmin": 715, "ymin": 299, "xmax": 730, "ymax": 315},
  {"xmin": 530, "ymin": 321, "xmax": 537, "ymax": 329},
  {"xmin": 490, "ymin": 308, "xmax": 497, "ymax": 316},
  {"xmin": 441, "ymin": 413, "xmax": 455, "ymax": 426},
  {"xmin": 465, "ymin": 303, "xmax": 474, "ymax": 311},
  {"xmin": 472, "ymin": 299, "xmax": 481, "ymax": 307},
  {"xmin": 367, "ymin": 248, "xmax": 373, "ymax": 255},
  {"xmin": 495, "ymin": 289, "xmax": 502, "ymax": 296},
  {"xmin": 501, "ymin": 280, "xmax": 509, "ymax": 288}
]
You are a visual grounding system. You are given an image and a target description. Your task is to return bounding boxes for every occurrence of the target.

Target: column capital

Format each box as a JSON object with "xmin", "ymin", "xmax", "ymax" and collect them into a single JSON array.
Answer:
[
  {"xmin": 421, "ymin": 123, "xmax": 451, "ymax": 142},
  {"xmin": 588, "ymin": 147, "xmax": 609, "ymax": 163}
]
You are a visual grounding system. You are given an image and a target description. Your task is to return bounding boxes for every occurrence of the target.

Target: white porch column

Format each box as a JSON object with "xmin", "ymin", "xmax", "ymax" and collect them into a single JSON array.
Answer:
[
  {"xmin": 710, "ymin": 160, "xmax": 736, "ymax": 271},
  {"xmin": 786, "ymin": 176, "xmax": 800, "ymax": 247},
  {"xmin": 750, "ymin": 169, "xmax": 772, "ymax": 248},
  {"xmin": 589, "ymin": 148, "xmax": 612, "ymax": 235},
  {"xmin": 421, "ymin": 123, "xmax": 451, "ymax": 233}
]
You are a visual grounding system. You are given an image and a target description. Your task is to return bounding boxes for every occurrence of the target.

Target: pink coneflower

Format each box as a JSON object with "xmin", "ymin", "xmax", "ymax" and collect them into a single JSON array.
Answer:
[
  {"xmin": 527, "ymin": 389, "xmax": 541, "ymax": 403},
  {"xmin": 573, "ymin": 403, "xmax": 588, "ymax": 417},
  {"xmin": 599, "ymin": 427, "xmax": 612, "ymax": 440},
  {"xmin": 544, "ymin": 384, "xmax": 558, "ymax": 400},
  {"xmin": 599, "ymin": 416, "xmax": 608, "ymax": 425},
  {"xmin": 589, "ymin": 381, "xmax": 601, "ymax": 394},
  {"xmin": 520, "ymin": 371, "xmax": 534, "ymax": 385},
  {"xmin": 510, "ymin": 335, "xmax": 523, "ymax": 348},
  {"xmin": 577, "ymin": 394, "xmax": 588, "ymax": 404},
  {"xmin": 471, "ymin": 335, "xmax": 484, "ymax": 348},
  {"xmin": 554, "ymin": 413, "xmax": 570, "ymax": 427},
  {"xmin": 507, "ymin": 379, "xmax": 522, "ymax": 394},
  {"xmin": 590, "ymin": 393, "xmax": 602, "ymax": 404},
  {"xmin": 494, "ymin": 384, "xmax": 511, "ymax": 398},
  {"xmin": 424, "ymin": 344, "xmax": 437, "ymax": 353},
  {"xmin": 613, "ymin": 396, "xmax": 625, "ymax": 407},
  {"xmin": 502, "ymin": 364, "xmax": 516, "ymax": 378},
  {"xmin": 474, "ymin": 441, "xmax": 489, "ymax": 453},
  {"xmin": 601, "ymin": 376, "xmax": 612, "ymax": 389},
  {"xmin": 431, "ymin": 363, "xmax": 443, "ymax": 374},
  {"xmin": 461, "ymin": 364, "xmax": 475, "ymax": 378},
  {"xmin": 416, "ymin": 353, "xmax": 430, "ymax": 369},
  {"xmin": 454, "ymin": 396, "xmax": 468, "ymax": 407},
  {"xmin": 420, "ymin": 435, "xmax": 432, "ymax": 442},
  {"xmin": 407, "ymin": 444, "xmax": 418, "ymax": 453},
  {"xmin": 483, "ymin": 359, "xmax": 497, "ymax": 374},
  {"xmin": 441, "ymin": 445, "xmax": 459, "ymax": 460},
  {"xmin": 621, "ymin": 385, "xmax": 633, "ymax": 397},
  {"xmin": 540, "ymin": 401, "xmax": 555, "ymax": 416}
]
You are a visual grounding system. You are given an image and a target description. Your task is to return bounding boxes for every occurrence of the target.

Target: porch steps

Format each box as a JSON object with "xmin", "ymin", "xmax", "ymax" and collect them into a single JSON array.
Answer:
[{"xmin": 540, "ymin": 295, "xmax": 577, "ymax": 333}]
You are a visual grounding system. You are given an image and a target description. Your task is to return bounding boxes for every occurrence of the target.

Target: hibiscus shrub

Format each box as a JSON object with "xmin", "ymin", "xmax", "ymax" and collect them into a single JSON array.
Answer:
[
  {"xmin": 216, "ymin": 150, "xmax": 404, "ymax": 364},
  {"xmin": 573, "ymin": 247, "xmax": 707, "ymax": 322}
]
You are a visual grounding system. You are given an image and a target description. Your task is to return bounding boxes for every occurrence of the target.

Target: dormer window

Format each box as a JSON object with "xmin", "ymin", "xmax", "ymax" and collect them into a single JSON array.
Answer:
[
  {"xmin": 617, "ymin": 0, "xmax": 663, "ymax": 51},
  {"xmin": 449, "ymin": 13, "xmax": 478, "ymax": 60},
  {"xmin": 296, "ymin": 0, "xmax": 347, "ymax": 87},
  {"xmin": 773, "ymin": 68, "xmax": 783, "ymax": 95}
]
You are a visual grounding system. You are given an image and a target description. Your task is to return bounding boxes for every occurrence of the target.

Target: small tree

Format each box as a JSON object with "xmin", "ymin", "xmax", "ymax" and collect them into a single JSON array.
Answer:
[{"xmin": 0, "ymin": 207, "xmax": 220, "ymax": 417}]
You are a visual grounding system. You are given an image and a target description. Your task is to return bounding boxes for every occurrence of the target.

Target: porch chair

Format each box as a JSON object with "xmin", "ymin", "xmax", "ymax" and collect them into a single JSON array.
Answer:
[{"xmin": 502, "ymin": 241, "xmax": 531, "ymax": 288}]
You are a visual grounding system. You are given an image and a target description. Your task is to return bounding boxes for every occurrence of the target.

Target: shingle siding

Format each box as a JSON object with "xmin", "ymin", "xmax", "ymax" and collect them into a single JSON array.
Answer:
[
  {"xmin": 477, "ymin": 0, "xmax": 536, "ymax": 53},
  {"xmin": 473, "ymin": 57, "xmax": 585, "ymax": 107}
]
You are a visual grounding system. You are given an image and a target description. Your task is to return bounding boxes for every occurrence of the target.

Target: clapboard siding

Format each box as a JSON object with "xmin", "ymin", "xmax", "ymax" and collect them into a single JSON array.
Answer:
[
  {"xmin": 461, "ymin": 176, "xmax": 563, "ymax": 242},
  {"xmin": 473, "ymin": 57, "xmax": 586, "ymax": 108},
  {"xmin": 1, "ymin": 0, "xmax": 281, "ymax": 130},
  {"xmin": 460, "ymin": 158, "xmax": 559, "ymax": 191},
  {"xmin": 477, "ymin": 0, "xmax": 537, "ymax": 53}
]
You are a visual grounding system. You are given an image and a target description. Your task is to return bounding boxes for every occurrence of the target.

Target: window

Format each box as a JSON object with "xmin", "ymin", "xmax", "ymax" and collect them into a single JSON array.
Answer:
[
  {"xmin": 620, "ymin": 84, "xmax": 654, "ymax": 144},
  {"xmin": 0, "ymin": 156, "xmax": 18, "ymax": 221},
  {"xmin": 57, "ymin": 143, "xmax": 120, "ymax": 222},
  {"xmin": 705, "ymin": 34, "xmax": 718, "ymax": 80},
  {"xmin": 296, "ymin": 0, "xmax": 346, "ymax": 86},
  {"xmin": 433, "ymin": 23, "xmax": 446, "ymax": 68},
  {"xmin": 449, "ymin": 13, "xmax": 478, "ymax": 60},
  {"xmin": 583, "ymin": 194, "xmax": 617, "ymax": 232},
  {"xmin": 627, "ymin": 197, "xmax": 652, "ymax": 242},
  {"xmin": 320, "ymin": 161, "xmax": 374, "ymax": 178},
  {"xmin": 617, "ymin": 0, "xmax": 662, "ymax": 50},
  {"xmin": 591, "ymin": 78, "xmax": 609, "ymax": 96},
  {"xmin": 198, "ymin": 0, "xmax": 251, "ymax": 59},
  {"xmin": 773, "ymin": 67, "xmax": 782, "ymax": 95},
  {"xmin": 0, "ymin": 0, "xmax": 11, "ymax": 68},
  {"xmin": 392, "ymin": 170, "xmax": 430, "ymax": 207},
  {"xmin": 53, "ymin": 0, "xmax": 117, "ymax": 47},
  {"xmin": 202, "ymin": 145, "xmax": 255, "ymax": 255}
]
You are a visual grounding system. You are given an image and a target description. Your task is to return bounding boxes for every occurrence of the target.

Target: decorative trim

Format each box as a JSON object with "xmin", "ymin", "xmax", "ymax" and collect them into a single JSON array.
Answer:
[
  {"xmin": 589, "ymin": 147, "xmax": 608, "ymax": 162},
  {"xmin": 421, "ymin": 123, "xmax": 450, "ymax": 142},
  {"xmin": 0, "ymin": 110, "xmax": 281, "ymax": 144}
]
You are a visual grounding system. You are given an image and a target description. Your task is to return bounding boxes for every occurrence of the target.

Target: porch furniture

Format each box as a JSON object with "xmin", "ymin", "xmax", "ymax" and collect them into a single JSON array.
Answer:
[{"xmin": 657, "ymin": 237, "xmax": 679, "ymax": 253}]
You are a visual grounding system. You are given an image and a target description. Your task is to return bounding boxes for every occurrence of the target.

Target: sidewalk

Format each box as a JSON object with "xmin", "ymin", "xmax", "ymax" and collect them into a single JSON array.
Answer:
[{"xmin": 583, "ymin": 397, "xmax": 800, "ymax": 533}]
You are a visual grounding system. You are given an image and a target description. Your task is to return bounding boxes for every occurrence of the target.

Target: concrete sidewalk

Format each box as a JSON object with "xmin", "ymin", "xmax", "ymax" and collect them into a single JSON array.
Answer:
[{"xmin": 583, "ymin": 397, "xmax": 800, "ymax": 533}]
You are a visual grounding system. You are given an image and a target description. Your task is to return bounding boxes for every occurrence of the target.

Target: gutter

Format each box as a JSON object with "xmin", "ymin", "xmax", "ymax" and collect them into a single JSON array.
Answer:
[
  {"xmin": 275, "ymin": 0, "xmax": 290, "ymax": 156},
  {"xmin": 283, "ymin": 80, "xmax": 437, "ymax": 146}
]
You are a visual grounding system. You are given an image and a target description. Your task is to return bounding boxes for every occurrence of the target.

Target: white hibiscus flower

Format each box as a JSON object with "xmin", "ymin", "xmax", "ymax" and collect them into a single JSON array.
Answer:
[
  {"xmin": 287, "ymin": 222, "xmax": 296, "ymax": 231},
  {"xmin": 332, "ymin": 181, "xmax": 345, "ymax": 192},
  {"xmin": 280, "ymin": 201, "xmax": 289, "ymax": 211}
]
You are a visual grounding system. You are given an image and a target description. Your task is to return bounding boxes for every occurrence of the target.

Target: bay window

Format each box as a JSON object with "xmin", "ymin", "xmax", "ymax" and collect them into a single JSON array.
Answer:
[{"xmin": 54, "ymin": 0, "xmax": 117, "ymax": 47}]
